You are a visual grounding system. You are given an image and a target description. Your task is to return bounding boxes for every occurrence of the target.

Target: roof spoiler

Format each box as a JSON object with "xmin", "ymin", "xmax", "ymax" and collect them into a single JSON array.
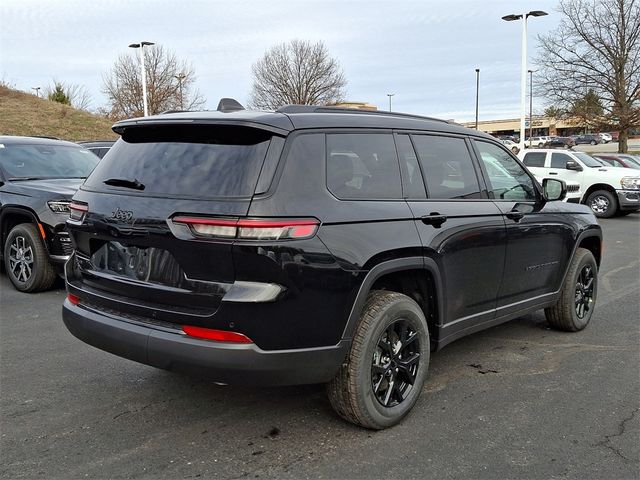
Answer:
[{"xmin": 217, "ymin": 98, "xmax": 245, "ymax": 112}]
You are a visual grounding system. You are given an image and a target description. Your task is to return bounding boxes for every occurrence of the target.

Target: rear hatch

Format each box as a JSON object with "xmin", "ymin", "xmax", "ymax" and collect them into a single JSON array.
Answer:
[{"xmin": 67, "ymin": 123, "xmax": 280, "ymax": 325}]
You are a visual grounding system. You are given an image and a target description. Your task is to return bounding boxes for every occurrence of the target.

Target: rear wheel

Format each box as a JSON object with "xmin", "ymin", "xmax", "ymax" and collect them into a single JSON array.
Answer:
[
  {"xmin": 586, "ymin": 190, "xmax": 617, "ymax": 218},
  {"xmin": 545, "ymin": 248, "xmax": 597, "ymax": 331},
  {"xmin": 327, "ymin": 290, "xmax": 430, "ymax": 429},
  {"xmin": 3, "ymin": 223, "xmax": 57, "ymax": 292}
]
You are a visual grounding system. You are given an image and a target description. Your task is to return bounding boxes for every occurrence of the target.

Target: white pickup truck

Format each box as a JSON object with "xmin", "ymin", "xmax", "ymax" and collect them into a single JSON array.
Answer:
[{"xmin": 519, "ymin": 149, "xmax": 640, "ymax": 218}]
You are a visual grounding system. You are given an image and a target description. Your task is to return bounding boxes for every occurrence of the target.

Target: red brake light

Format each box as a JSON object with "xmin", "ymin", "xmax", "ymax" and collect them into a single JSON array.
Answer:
[
  {"xmin": 172, "ymin": 217, "xmax": 319, "ymax": 240},
  {"xmin": 182, "ymin": 325, "xmax": 253, "ymax": 343},
  {"xmin": 67, "ymin": 293, "xmax": 80, "ymax": 305},
  {"xmin": 69, "ymin": 202, "xmax": 88, "ymax": 223}
]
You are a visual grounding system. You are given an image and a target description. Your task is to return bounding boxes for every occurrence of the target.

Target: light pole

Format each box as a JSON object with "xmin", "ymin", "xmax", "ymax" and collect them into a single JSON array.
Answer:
[
  {"xmin": 31, "ymin": 87, "xmax": 41, "ymax": 98},
  {"xmin": 502, "ymin": 10, "xmax": 547, "ymax": 151},
  {"xmin": 475, "ymin": 68, "xmax": 480, "ymax": 130},
  {"xmin": 175, "ymin": 73, "xmax": 186, "ymax": 110},
  {"xmin": 129, "ymin": 41, "xmax": 155, "ymax": 116},
  {"xmin": 387, "ymin": 93, "xmax": 395, "ymax": 112},
  {"xmin": 528, "ymin": 69, "xmax": 535, "ymax": 146}
]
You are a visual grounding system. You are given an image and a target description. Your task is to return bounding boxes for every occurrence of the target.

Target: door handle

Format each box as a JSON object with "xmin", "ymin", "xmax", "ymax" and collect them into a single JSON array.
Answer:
[
  {"xmin": 505, "ymin": 210, "xmax": 525, "ymax": 222},
  {"xmin": 549, "ymin": 172, "xmax": 558, "ymax": 175},
  {"xmin": 421, "ymin": 212, "xmax": 447, "ymax": 228}
]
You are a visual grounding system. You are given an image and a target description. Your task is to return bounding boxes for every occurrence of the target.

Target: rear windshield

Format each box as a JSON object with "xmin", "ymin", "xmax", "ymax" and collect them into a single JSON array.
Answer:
[
  {"xmin": 84, "ymin": 125, "xmax": 273, "ymax": 199},
  {"xmin": 0, "ymin": 144, "xmax": 99, "ymax": 179}
]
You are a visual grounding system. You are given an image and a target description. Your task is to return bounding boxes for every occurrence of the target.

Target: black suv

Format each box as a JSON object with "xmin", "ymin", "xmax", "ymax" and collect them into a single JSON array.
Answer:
[
  {"xmin": 62, "ymin": 105, "xmax": 602, "ymax": 429},
  {"xmin": 77, "ymin": 140, "xmax": 116, "ymax": 159},
  {"xmin": 0, "ymin": 136, "xmax": 99, "ymax": 292}
]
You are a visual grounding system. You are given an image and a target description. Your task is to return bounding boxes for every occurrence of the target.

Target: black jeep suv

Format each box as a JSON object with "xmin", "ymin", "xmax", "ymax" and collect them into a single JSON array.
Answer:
[
  {"xmin": 62, "ymin": 104, "xmax": 602, "ymax": 429},
  {"xmin": 0, "ymin": 136, "xmax": 99, "ymax": 292}
]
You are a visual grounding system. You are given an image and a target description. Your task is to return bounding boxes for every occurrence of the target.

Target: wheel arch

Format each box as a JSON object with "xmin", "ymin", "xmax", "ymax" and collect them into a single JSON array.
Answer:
[
  {"xmin": 581, "ymin": 183, "xmax": 617, "ymax": 204},
  {"xmin": 0, "ymin": 206, "xmax": 42, "ymax": 252},
  {"xmin": 341, "ymin": 257, "xmax": 444, "ymax": 348}
]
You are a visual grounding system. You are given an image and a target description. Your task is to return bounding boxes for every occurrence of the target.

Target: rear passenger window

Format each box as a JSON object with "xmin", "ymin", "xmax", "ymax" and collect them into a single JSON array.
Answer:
[
  {"xmin": 326, "ymin": 134, "xmax": 402, "ymax": 200},
  {"xmin": 522, "ymin": 152, "xmax": 546, "ymax": 167},
  {"xmin": 551, "ymin": 152, "xmax": 572, "ymax": 168},
  {"xmin": 411, "ymin": 135, "xmax": 481, "ymax": 199}
]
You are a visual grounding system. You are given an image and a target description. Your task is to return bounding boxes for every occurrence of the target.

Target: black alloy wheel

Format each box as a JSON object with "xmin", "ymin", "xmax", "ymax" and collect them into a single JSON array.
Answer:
[
  {"xmin": 8, "ymin": 234, "xmax": 34, "ymax": 284},
  {"xmin": 4, "ymin": 223, "xmax": 57, "ymax": 292},
  {"xmin": 371, "ymin": 319, "xmax": 421, "ymax": 407},
  {"xmin": 574, "ymin": 264, "xmax": 595, "ymax": 319}
]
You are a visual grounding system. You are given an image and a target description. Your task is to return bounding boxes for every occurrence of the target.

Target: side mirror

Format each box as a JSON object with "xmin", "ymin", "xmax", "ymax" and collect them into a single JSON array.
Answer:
[
  {"xmin": 542, "ymin": 178, "xmax": 566, "ymax": 201},
  {"xmin": 566, "ymin": 160, "xmax": 583, "ymax": 171}
]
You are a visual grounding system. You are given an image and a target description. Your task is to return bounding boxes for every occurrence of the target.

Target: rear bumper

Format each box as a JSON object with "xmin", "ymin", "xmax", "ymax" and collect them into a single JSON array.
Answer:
[
  {"xmin": 62, "ymin": 300, "xmax": 349, "ymax": 386},
  {"xmin": 616, "ymin": 190, "xmax": 640, "ymax": 210}
]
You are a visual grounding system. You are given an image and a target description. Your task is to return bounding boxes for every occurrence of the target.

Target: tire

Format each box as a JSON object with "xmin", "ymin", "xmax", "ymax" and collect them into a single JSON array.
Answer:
[
  {"xmin": 326, "ymin": 290, "xmax": 430, "ymax": 429},
  {"xmin": 545, "ymin": 248, "xmax": 597, "ymax": 332},
  {"xmin": 586, "ymin": 190, "xmax": 618, "ymax": 218},
  {"xmin": 590, "ymin": 140, "xmax": 597, "ymax": 145},
  {"xmin": 3, "ymin": 223, "xmax": 57, "ymax": 292}
]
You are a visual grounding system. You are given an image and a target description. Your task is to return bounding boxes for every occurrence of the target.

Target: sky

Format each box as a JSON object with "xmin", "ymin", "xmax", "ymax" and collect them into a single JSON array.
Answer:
[{"xmin": 0, "ymin": 0, "xmax": 563, "ymax": 122}]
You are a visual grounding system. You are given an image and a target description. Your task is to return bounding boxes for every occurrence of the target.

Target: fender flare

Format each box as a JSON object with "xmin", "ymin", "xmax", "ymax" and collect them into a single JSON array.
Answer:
[
  {"xmin": 340, "ymin": 256, "xmax": 444, "ymax": 341},
  {"xmin": 0, "ymin": 206, "xmax": 41, "ymax": 247}
]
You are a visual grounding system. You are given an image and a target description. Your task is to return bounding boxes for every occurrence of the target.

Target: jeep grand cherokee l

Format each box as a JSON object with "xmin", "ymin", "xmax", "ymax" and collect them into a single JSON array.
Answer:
[
  {"xmin": 62, "ymin": 103, "xmax": 602, "ymax": 429},
  {"xmin": 0, "ymin": 136, "xmax": 99, "ymax": 292}
]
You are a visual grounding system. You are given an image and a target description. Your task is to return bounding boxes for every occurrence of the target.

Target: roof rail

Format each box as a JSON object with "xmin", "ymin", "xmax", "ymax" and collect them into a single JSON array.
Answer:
[
  {"xmin": 276, "ymin": 105, "xmax": 449, "ymax": 124},
  {"xmin": 159, "ymin": 110, "xmax": 190, "ymax": 114},
  {"xmin": 29, "ymin": 135, "xmax": 62, "ymax": 140}
]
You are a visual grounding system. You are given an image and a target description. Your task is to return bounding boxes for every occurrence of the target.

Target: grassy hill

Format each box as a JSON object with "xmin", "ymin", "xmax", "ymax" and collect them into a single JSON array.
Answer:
[{"xmin": 0, "ymin": 86, "xmax": 117, "ymax": 141}]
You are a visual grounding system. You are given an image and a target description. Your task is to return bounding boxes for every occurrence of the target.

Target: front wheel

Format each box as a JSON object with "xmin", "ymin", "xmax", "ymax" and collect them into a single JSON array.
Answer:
[
  {"xmin": 586, "ymin": 190, "xmax": 618, "ymax": 218},
  {"xmin": 3, "ymin": 223, "xmax": 57, "ymax": 292},
  {"xmin": 327, "ymin": 291, "xmax": 430, "ymax": 429},
  {"xmin": 545, "ymin": 248, "xmax": 597, "ymax": 331}
]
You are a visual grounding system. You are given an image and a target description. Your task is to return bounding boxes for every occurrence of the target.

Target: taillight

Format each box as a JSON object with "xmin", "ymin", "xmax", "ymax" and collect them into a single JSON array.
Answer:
[
  {"xmin": 182, "ymin": 325, "xmax": 253, "ymax": 343},
  {"xmin": 69, "ymin": 201, "xmax": 88, "ymax": 224},
  {"xmin": 172, "ymin": 217, "xmax": 319, "ymax": 240}
]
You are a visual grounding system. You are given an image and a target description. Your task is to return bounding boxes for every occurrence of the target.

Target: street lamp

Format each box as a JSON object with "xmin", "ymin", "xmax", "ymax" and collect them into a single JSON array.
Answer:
[
  {"xmin": 387, "ymin": 93, "xmax": 395, "ymax": 112},
  {"xmin": 129, "ymin": 41, "xmax": 155, "ymax": 116},
  {"xmin": 502, "ymin": 10, "xmax": 547, "ymax": 151},
  {"xmin": 31, "ymin": 87, "xmax": 41, "ymax": 98},
  {"xmin": 174, "ymin": 73, "xmax": 186, "ymax": 110},
  {"xmin": 475, "ymin": 68, "xmax": 480, "ymax": 130},
  {"xmin": 528, "ymin": 69, "xmax": 536, "ymax": 147}
]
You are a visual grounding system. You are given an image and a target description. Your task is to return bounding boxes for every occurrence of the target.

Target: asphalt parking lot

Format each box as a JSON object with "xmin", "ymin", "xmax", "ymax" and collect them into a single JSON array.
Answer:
[{"xmin": 1, "ymin": 214, "xmax": 639, "ymax": 480}]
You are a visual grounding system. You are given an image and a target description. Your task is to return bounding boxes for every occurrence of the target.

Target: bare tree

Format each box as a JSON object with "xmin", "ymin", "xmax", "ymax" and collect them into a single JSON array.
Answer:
[
  {"xmin": 249, "ymin": 40, "xmax": 347, "ymax": 110},
  {"xmin": 102, "ymin": 45, "xmax": 205, "ymax": 120},
  {"xmin": 45, "ymin": 80, "xmax": 92, "ymax": 111},
  {"xmin": 536, "ymin": 0, "xmax": 640, "ymax": 152}
]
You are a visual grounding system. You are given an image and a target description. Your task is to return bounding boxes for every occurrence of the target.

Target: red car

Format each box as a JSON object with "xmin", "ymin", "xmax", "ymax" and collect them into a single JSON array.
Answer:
[{"xmin": 593, "ymin": 154, "xmax": 640, "ymax": 169}]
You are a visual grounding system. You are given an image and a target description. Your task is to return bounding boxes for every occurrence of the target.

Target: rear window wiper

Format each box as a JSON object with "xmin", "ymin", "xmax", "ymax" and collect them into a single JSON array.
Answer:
[{"xmin": 103, "ymin": 177, "xmax": 145, "ymax": 190}]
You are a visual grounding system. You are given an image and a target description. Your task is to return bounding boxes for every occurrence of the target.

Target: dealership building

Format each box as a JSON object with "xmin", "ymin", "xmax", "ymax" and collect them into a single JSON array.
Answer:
[{"xmin": 460, "ymin": 116, "xmax": 587, "ymax": 138}]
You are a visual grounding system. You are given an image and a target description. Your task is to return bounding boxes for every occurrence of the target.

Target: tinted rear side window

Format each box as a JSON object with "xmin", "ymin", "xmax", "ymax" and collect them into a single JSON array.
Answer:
[
  {"xmin": 411, "ymin": 135, "xmax": 481, "ymax": 199},
  {"xmin": 84, "ymin": 125, "xmax": 273, "ymax": 198},
  {"xmin": 522, "ymin": 152, "xmax": 546, "ymax": 167},
  {"xmin": 326, "ymin": 133, "xmax": 402, "ymax": 200}
]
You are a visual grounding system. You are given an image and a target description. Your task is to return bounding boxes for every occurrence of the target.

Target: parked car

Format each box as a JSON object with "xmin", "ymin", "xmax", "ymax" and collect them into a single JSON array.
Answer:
[
  {"xmin": 520, "ymin": 148, "xmax": 640, "ymax": 217},
  {"xmin": 526, "ymin": 136, "xmax": 548, "ymax": 148},
  {"xmin": 592, "ymin": 154, "xmax": 640, "ymax": 170},
  {"xmin": 63, "ymin": 103, "xmax": 602, "ymax": 429},
  {"xmin": 573, "ymin": 134, "xmax": 602, "ymax": 145},
  {"xmin": 547, "ymin": 136, "xmax": 576, "ymax": 149},
  {"xmin": 500, "ymin": 139, "xmax": 520, "ymax": 154},
  {"xmin": 77, "ymin": 140, "xmax": 115, "ymax": 159},
  {"xmin": 598, "ymin": 133, "xmax": 612, "ymax": 143},
  {"xmin": 0, "ymin": 136, "xmax": 100, "ymax": 291},
  {"xmin": 608, "ymin": 132, "xmax": 620, "ymax": 142}
]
